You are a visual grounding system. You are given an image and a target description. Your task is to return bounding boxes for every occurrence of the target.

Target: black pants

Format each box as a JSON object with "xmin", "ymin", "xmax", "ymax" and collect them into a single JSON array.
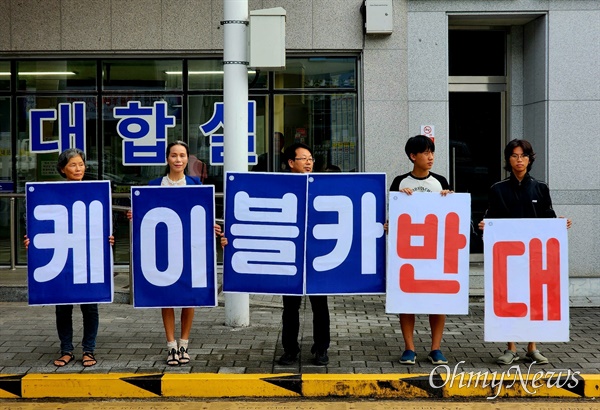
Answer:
[{"xmin": 281, "ymin": 295, "xmax": 330, "ymax": 355}]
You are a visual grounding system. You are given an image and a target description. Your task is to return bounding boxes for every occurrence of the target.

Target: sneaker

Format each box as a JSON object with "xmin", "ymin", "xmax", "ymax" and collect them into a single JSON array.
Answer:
[
  {"xmin": 525, "ymin": 350, "xmax": 549, "ymax": 365},
  {"xmin": 399, "ymin": 350, "xmax": 416, "ymax": 365},
  {"xmin": 278, "ymin": 352, "xmax": 298, "ymax": 365},
  {"xmin": 497, "ymin": 350, "xmax": 519, "ymax": 365},
  {"xmin": 428, "ymin": 349, "xmax": 448, "ymax": 365},
  {"xmin": 313, "ymin": 350, "xmax": 329, "ymax": 366}
]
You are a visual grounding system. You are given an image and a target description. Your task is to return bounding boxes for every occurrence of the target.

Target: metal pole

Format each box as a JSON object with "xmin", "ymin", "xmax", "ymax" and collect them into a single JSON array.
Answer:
[
  {"xmin": 223, "ymin": 0, "xmax": 250, "ymax": 327},
  {"xmin": 10, "ymin": 197, "xmax": 16, "ymax": 270}
]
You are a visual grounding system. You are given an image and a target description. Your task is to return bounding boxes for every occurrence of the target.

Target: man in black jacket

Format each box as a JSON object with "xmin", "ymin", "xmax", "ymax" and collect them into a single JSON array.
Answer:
[{"xmin": 479, "ymin": 139, "xmax": 571, "ymax": 365}]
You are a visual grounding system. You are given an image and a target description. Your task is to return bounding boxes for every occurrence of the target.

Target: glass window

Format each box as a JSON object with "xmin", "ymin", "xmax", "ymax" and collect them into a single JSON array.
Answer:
[
  {"xmin": 102, "ymin": 95, "xmax": 183, "ymax": 264},
  {"xmin": 15, "ymin": 96, "xmax": 98, "ymax": 191},
  {"xmin": 0, "ymin": 194, "xmax": 9, "ymax": 264},
  {"xmin": 16, "ymin": 60, "xmax": 97, "ymax": 91},
  {"xmin": 102, "ymin": 60, "xmax": 183, "ymax": 91},
  {"xmin": 273, "ymin": 93, "xmax": 358, "ymax": 172},
  {"xmin": 449, "ymin": 30, "xmax": 506, "ymax": 76},
  {"xmin": 275, "ymin": 57, "xmax": 356, "ymax": 89},
  {"xmin": 0, "ymin": 97, "xmax": 10, "ymax": 183},
  {"xmin": 0, "ymin": 96, "xmax": 10, "ymax": 265},
  {"xmin": 101, "ymin": 95, "xmax": 184, "ymax": 192},
  {"xmin": 188, "ymin": 60, "xmax": 267, "ymax": 90},
  {"xmin": 13, "ymin": 95, "xmax": 98, "ymax": 265},
  {"xmin": 0, "ymin": 61, "xmax": 10, "ymax": 91},
  {"xmin": 15, "ymin": 197, "xmax": 26, "ymax": 264},
  {"xmin": 188, "ymin": 95, "xmax": 267, "ymax": 191},
  {"xmin": 3, "ymin": 55, "xmax": 360, "ymax": 266}
]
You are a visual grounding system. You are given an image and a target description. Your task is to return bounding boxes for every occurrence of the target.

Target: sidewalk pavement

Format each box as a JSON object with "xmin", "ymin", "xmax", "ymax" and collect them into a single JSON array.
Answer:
[{"xmin": 0, "ymin": 267, "xmax": 599, "ymax": 400}]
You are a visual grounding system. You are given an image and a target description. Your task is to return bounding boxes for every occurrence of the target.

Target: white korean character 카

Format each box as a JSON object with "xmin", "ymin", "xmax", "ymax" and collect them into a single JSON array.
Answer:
[{"xmin": 311, "ymin": 192, "xmax": 383, "ymax": 274}]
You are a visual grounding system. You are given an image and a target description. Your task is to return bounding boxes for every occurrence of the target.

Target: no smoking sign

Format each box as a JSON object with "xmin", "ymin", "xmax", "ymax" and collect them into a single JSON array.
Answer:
[{"xmin": 420, "ymin": 125, "xmax": 435, "ymax": 142}]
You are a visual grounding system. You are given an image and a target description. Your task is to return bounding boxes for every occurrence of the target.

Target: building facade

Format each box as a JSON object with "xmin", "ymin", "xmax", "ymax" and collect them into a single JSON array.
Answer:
[{"xmin": 0, "ymin": 0, "xmax": 598, "ymax": 298}]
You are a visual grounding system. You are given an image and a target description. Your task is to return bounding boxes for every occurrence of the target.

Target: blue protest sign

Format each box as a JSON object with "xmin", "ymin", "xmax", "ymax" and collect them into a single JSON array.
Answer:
[
  {"xmin": 223, "ymin": 172, "xmax": 308, "ymax": 295},
  {"xmin": 131, "ymin": 185, "xmax": 217, "ymax": 308},
  {"xmin": 306, "ymin": 173, "xmax": 386, "ymax": 295},
  {"xmin": 26, "ymin": 181, "xmax": 113, "ymax": 305}
]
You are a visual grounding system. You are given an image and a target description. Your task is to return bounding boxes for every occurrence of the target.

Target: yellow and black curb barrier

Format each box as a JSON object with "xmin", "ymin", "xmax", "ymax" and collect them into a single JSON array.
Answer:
[{"xmin": 1, "ymin": 373, "xmax": 599, "ymax": 399}]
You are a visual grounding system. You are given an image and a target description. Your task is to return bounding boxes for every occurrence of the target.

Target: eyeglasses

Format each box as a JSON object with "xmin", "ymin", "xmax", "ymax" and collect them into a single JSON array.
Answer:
[
  {"xmin": 294, "ymin": 157, "xmax": 315, "ymax": 163},
  {"xmin": 510, "ymin": 154, "xmax": 529, "ymax": 160}
]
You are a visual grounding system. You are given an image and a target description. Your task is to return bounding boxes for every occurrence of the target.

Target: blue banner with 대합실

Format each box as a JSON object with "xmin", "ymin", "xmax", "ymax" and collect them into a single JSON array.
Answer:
[
  {"xmin": 131, "ymin": 185, "xmax": 217, "ymax": 308},
  {"xmin": 26, "ymin": 181, "xmax": 113, "ymax": 305},
  {"xmin": 223, "ymin": 172, "xmax": 308, "ymax": 295}
]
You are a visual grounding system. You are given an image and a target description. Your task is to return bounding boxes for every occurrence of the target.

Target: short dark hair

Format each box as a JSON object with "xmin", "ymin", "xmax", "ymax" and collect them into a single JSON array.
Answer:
[
  {"xmin": 405, "ymin": 135, "xmax": 435, "ymax": 163},
  {"xmin": 56, "ymin": 148, "xmax": 86, "ymax": 178},
  {"xmin": 504, "ymin": 139, "xmax": 535, "ymax": 172},
  {"xmin": 164, "ymin": 140, "xmax": 189, "ymax": 175},
  {"xmin": 283, "ymin": 142, "xmax": 313, "ymax": 169}
]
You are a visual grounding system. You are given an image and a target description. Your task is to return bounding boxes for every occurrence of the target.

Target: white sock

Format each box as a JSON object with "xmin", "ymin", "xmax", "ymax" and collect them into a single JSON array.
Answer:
[
  {"xmin": 167, "ymin": 340, "xmax": 177, "ymax": 352},
  {"xmin": 179, "ymin": 339, "xmax": 189, "ymax": 351}
]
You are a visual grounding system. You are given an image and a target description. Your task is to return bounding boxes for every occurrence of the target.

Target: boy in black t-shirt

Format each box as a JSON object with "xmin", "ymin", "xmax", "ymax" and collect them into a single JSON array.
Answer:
[{"xmin": 389, "ymin": 135, "xmax": 452, "ymax": 365}]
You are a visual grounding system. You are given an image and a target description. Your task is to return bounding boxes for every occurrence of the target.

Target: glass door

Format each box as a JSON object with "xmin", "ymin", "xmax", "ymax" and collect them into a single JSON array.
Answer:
[{"xmin": 449, "ymin": 90, "xmax": 505, "ymax": 254}]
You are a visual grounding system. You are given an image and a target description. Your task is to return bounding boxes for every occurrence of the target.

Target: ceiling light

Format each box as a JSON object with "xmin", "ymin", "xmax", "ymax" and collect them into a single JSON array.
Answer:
[
  {"xmin": 165, "ymin": 70, "xmax": 256, "ymax": 75},
  {"xmin": 18, "ymin": 71, "xmax": 77, "ymax": 76}
]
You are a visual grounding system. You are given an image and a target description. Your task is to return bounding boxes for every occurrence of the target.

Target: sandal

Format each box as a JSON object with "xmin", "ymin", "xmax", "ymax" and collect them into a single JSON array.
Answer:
[
  {"xmin": 54, "ymin": 352, "xmax": 74, "ymax": 367},
  {"xmin": 82, "ymin": 352, "xmax": 97, "ymax": 367},
  {"xmin": 178, "ymin": 346, "xmax": 190, "ymax": 365},
  {"xmin": 166, "ymin": 348, "xmax": 180, "ymax": 366}
]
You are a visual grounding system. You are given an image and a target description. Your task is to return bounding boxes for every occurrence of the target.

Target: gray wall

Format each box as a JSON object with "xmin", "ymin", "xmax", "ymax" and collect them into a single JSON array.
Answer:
[
  {"xmin": 363, "ymin": 0, "xmax": 409, "ymax": 179},
  {"xmin": 547, "ymin": 5, "xmax": 600, "ymax": 280},
  {"xmin": 406, "ymin": 1, "xmax": 600, "ymax": 285},
  {"xmin": 406, "ymin": 10, "xmax": 449, "ymax": 177},
  {"xmin": 523, "ymin": 15, "xmax": 548, "ymax": 181},
  {"xmin": 0, "ymin": 0, "xmax": 367, "ymax": 52}
]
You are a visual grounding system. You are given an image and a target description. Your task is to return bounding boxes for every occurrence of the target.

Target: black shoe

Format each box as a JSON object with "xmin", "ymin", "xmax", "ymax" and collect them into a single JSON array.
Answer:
[
  {"xmin": 278, "ymin": 352, "xmax": 298, "ymax": 365},
  {"xmin": 313, "ymin": 350, "xmax": 329, "ymax": 366}
]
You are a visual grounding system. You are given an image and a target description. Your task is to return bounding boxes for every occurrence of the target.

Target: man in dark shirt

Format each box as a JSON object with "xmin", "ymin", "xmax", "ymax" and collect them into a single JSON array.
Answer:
[
  {"xmin": 479, "ymin": 139, "xmax": 571, "ymax": 365},
  {"xmin": 278, "ymin": 142, "xmax": 331, "ymax": 366}
]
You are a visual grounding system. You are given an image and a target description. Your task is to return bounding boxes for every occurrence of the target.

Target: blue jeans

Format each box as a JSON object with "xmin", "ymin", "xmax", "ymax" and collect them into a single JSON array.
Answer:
[{"xmin": 55, "ymin": 304, "xmax": 99, "ymax": 354}]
